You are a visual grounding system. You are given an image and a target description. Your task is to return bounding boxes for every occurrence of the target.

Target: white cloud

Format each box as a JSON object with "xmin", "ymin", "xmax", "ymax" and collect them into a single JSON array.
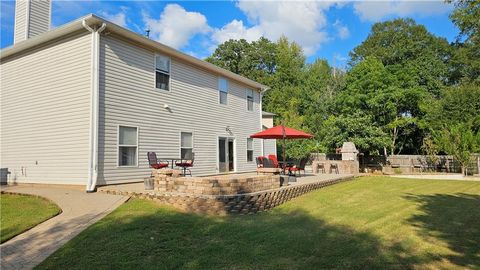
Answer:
[
  {"xmin": 333, "ymin": 20, "xmax": 349, "ymax": 40},
  {"xmin": 211, "ymin": 1, "xmax": 337, "ymax": 56},
  {"xmin": 211, "ymin": 19, "xmax": 262, "ymax": 44},
  {"xmin": 143, "ymin": 4, "xmax": 211, "ymax": 49},
  {"xmin": 353, "ymin": 0, "xmax": 453, "ymax": 22},
  {"xmin": 102, "ymin": 8, "xmax": 128, "ymax": 28}
]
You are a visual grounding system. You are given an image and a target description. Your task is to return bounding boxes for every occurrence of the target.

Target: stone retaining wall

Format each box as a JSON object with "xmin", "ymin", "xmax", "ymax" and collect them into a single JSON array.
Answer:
[
  {"xmin": 154, "ymin": 170, "xmax": 280, "ymax": 195},
  {"xmin": 101, "ymin": 176, "xmax": 353, "ymax": 215}
]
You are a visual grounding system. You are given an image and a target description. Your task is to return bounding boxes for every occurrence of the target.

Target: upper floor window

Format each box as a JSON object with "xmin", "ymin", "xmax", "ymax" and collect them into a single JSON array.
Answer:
[
  {"xmin": 155, "ymin": 54, "xmax": 170, "ymax": 91},
  {"xmin": 246, "ymin": 89, "xmax": 254, "ymax": 111},
  {"xmin": 218, "ymin": 77, "xmax": 228, "ymax": 105},
  {"xmin": 118, "ymin": 126, "xmax": 138, "ymax": 166}
]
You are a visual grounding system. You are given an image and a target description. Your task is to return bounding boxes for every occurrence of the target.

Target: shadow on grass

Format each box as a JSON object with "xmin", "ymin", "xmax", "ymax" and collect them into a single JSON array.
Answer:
[
  {"xmin": 38, "ymin": 199, "xmax": 428, "ymax": 270},
  {"xmin": 405, "ymin": 193, "xmax": 480, "ymax": 268}
]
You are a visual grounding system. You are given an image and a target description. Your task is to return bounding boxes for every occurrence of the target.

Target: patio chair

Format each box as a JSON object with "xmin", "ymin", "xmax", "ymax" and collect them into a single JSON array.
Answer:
[
  {"xmin": 175, "ymin": 152, "xmax": 195, "ymax": 176},
  {"xmin": 268, "ymin": 155, "xmax": 279, "ymax": 168},
  {"xmin": 317, "ymin": 163, "xmax": 325, "ymax": 174},
  {"xmin": 256, "ymin": 156, "xmax": 265, "ymax": 168},
  {"xmin": 329, "ymin": 163, "xmax": 339, "ymax": 174},
  {"xmin": 287, "ymin": 157, "xmax": 308, "ymax": 176},
  {"xmin": 263, "ymin": 158, "xmax": 275, "ymax": 168},
  {"xmin": 147, "ymin": 152, "xmax": 169, "ymax": 170}
]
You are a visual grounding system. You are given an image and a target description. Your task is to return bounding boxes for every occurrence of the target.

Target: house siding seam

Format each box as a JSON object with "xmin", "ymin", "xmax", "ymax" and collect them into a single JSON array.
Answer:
[
  {"xmin": 98, "ymin": 34, "xmax": 262, "ymax": 184},
  {"xmin": 0, "ymin": 32, "xmax": 92, "ymax": 185}
]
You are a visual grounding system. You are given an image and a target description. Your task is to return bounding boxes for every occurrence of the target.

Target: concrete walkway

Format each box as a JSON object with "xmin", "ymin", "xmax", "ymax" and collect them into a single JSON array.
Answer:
[{"xmin": 1, "ymin": 185, "xmax": 129, "ymax": 270}]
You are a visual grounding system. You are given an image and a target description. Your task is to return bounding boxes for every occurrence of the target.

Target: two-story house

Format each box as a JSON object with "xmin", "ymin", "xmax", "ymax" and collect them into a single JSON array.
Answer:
[{"xmin": 0, "ymin": 0, "xmax": 276, "ymax": 191}]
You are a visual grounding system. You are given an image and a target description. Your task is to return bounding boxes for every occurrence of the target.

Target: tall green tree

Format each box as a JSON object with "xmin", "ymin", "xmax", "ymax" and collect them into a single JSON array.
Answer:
[
  {"xmin": 433, "ymin": 123, "xmax": 480, "ymax": 175},
  {"xmin": 350, "ymin": 18, "xmax": 451, "ymax": 96},
  {"xmin": 448, "ymin": 0, "xmax": 480, "ymax": 84}
]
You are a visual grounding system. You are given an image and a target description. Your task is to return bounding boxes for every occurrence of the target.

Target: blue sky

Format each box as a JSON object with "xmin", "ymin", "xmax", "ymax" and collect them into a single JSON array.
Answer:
[{"xmin": 0, "ymin": 1, "xmax": 459, "ymax": 68}]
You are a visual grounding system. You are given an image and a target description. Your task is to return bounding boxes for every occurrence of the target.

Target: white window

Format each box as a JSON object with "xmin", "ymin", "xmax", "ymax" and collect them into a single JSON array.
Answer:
[
  {"xmin": 218, "ymin": 77, "xmax": 228, "ymax": 105},
  {"xmin": 155, "ymin": 54, "xmax": 170, "ymax": 91},
  {"xmin": 118, "ymin": 126, "xmax": 138, "ymax": 166},
  {"xmin": 247, "ymin": 89, "xmax": 254, "ymax": 111},
  {"xmin": 247, "ymin": 138, "xmax": 254, "ymax": 162},
  {"xmin": 180, "ymin": 132, "xmax": 193, "ymax": 159}
]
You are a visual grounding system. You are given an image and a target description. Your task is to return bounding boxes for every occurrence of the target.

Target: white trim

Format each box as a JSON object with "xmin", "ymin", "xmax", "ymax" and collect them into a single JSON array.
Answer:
[
  {"xmin": 116, "ymin": 125, "xmax": 139, "ymax": 168},
  {"xmin": 154, "ymin": 53, "xmax": 171, "ymax": 92}
]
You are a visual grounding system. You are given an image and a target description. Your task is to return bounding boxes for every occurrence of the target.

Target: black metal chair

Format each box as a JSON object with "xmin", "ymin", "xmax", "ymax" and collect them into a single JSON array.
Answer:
[
  {"xmin": 329, "ymin": 163, "xmax": 339, "ymax": 174},
  {"xmin": 263, "ymin": 158, "xmax": 275, "ymax": 168},
  {"xmin": 288, "ymin": 157, "xmax": 308, "ymax": 176},
  {"xmin": 317, "ymin": 163, "xmax": 325, "ymax": 174},
  {"xmin": 175, "ymin": 152, "xmax": 194, "ymax": 176},
  {"xmin": 147, "ymin": 152, "xmax": 169, "ymax": 170}
]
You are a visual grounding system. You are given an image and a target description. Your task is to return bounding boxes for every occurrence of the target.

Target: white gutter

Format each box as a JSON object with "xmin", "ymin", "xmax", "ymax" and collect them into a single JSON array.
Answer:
[{"xmin": 83, "ymin": 19, "xmax": 106, "ymax": 192}]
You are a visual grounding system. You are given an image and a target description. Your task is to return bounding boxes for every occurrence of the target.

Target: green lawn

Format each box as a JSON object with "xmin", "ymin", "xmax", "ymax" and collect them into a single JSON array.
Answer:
[
  {"xmin": 1, "ymin": 193, "xmax": 61, "ymax": 243},
  {"xmin": 38, "ymin": 177, "xmax": 480, "ymax": 269}
]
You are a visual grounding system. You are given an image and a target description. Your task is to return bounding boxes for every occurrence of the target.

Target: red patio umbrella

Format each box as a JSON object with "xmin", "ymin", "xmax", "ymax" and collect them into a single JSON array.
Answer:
[{"xmin": 250, "ymin": 125, "xmax": 313, "ymax": 173}]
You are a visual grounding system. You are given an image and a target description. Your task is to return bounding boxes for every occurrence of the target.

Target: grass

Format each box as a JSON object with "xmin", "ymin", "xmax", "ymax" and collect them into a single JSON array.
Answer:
[
  {"xmin": 1, "ymin": 193, "xmax": 61, "ymax": 243},
  {"xmin": 38, "ymin": 177, "xmax": 480, "ymax": 269}
]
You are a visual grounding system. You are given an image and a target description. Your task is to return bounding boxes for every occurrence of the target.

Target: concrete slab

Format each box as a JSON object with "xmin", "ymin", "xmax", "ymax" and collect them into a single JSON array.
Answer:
[{"xmin": 0, "ymin": 185, "xmax": 129, "ymax": 270}]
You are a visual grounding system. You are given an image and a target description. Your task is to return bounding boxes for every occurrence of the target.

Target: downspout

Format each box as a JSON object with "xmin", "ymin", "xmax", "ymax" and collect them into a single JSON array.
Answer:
[{"xmin": 83, "ymin": 19, "xmax": 106, "ymax": 192}]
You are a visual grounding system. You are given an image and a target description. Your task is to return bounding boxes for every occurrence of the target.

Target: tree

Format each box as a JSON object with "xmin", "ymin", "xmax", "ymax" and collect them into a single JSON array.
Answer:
[
  {"xmin": 433, "ymin": 123, "xmax": 480, "ymax": 175},
  {"xmin": 350, "ymin": 18, "xmax": 451, "ymax": 96},
  {"xmin": 448, "ymin": 0, "xmax": 480, "ymax": 84},
  {"xmin": 422, "ymin": 84, "xmax": 480, "ymax": 131},
  {"xmin": 205, "ymin": 37, "xmax": 277, "ymax": 84}
]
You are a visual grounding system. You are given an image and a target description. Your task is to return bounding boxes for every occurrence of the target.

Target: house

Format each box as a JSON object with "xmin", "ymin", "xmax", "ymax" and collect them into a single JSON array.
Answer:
[{"xmin": 0, "ymin": 0, "xmax": 276, "ymax": 191}]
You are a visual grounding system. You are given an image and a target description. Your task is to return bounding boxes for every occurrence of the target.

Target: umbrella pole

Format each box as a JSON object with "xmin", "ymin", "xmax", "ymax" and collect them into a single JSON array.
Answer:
[{"xmin": 283, "ymin": 137, "xmax": 286, "ymax": 175}]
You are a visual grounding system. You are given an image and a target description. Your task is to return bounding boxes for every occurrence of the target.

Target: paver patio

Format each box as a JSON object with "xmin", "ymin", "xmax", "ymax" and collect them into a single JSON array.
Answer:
[{"xmin": 0, "ymin": 185, "xmax": 128, "ymax": 270}]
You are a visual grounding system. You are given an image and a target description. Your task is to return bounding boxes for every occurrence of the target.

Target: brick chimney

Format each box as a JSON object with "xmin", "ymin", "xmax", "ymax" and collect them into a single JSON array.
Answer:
[{"xmin": 14, "ymin": 0, "xmax": 51, "ymax": 43}]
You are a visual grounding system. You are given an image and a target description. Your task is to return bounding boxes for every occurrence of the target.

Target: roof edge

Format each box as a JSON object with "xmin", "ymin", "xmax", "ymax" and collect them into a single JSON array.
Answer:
[{"xmin": 1, "ymin": 14, "xmax": 268, "ymax": 91}]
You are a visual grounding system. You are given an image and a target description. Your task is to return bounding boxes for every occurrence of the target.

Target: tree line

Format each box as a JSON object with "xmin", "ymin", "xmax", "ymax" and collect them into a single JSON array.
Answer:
[{"xmin": 205, "ymin": 0, "xmax": 480, "ymax": 170}]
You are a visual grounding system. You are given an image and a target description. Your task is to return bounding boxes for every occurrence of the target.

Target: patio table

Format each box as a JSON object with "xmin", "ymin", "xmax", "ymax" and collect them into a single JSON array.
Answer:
[{"xmin": 160, "ymin": 158, "xmax": 185, "ymax": 169}]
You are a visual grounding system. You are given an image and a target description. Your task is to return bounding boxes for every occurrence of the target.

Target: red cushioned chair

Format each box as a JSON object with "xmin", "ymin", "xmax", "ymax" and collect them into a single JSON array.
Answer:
[
  {"xmin": 175, "ymin": 152, "xmax": 194, "ymax": 176},
  {"xmin": 268, "ymin": 154, "xmax": 279, "ymax": 168},
  {"xmin": 147, "ymin": 152, "xmax": 169, "ymax": 170},
  {"xmin": 286, "ymin": 157, "xmax": 309, "ymax": 176}
]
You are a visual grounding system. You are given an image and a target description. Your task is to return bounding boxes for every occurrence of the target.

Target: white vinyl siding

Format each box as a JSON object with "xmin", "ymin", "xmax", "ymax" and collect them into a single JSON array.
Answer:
[
  {"xmin": 14, "ymin": 0, "xmax": 50, "ymax": 43},
  {"xmin": 28, "ymin": 0, "xmax": 50, "ymax": 38},
  {"xmin": 14, "ymin": 0, "xmax": 27, "ymax": 43},
  {"xmin": 1, "ymin": 32, "xmax": 91, "ymax": 185},
  {"xmin": 98, "ymin": 34, "xmax": 262, "ymax": 184}
]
